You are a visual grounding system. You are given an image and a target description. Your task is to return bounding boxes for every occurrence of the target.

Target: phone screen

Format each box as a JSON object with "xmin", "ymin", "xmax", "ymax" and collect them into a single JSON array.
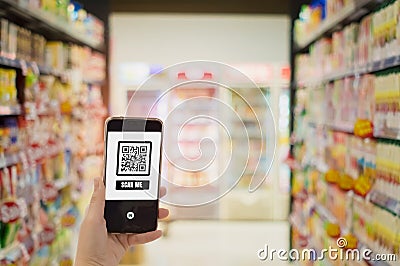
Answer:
[
  {"xmin": 105, "ymin": 131, "xmax": 161, "ymax": 200},
  {"xmin": 104, "ymin": 118, "xmax": 162, "ymax": 233}
]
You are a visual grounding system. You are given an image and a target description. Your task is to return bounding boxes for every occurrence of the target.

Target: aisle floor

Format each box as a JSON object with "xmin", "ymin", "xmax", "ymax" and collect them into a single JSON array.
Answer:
[{"xmin": 141, "ymin": 220, "xmax": 290, "ymax": 266}]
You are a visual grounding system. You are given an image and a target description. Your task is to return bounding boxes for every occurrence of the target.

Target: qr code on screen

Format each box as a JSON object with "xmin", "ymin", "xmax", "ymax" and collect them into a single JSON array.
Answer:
[{"xmin": 116, "ymin": 141, "xmax": 152, "ymax": 176}]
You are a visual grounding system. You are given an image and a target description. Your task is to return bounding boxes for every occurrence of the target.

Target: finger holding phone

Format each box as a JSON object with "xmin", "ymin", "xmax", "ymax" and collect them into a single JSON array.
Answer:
[{"xmin": 75, "ymin": 118, "xmax": 168, "ymax": 266}]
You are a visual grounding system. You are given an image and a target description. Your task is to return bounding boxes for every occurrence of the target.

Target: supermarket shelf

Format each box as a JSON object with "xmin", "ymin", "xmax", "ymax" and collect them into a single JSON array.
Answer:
[
  {"xmin": 374, "ymin": 131, "xmax": 400, "ymax": 142},
  {"xmin": 0, "ymin": 56, "xmax": 25, "ymax": 69},
  {"xmin": 0, "ymin": 0, "xmax": 104, "ymax": 52},
  {"xmin": 291, "ymin": 0, "xmax": 399, "ymax": 260},
  {"xmin": 0, "ymin": 56, "xmax": 104, "ymax": 85},
  {"xmin": 308, "ymin": 121, "xmax": 400, "ymax": 142},
  {"xmin": 294, "ymin": 0, "xmax": 376, "ymax": 52},
  {"xmin": 293, "ymin": 158, "xmax": 400, "ymax": 219},
  {"xmin": 0, "ymin": 56, "xmax": 59, "ymax": 77},
  {"xmin": 367, "ymin": 190, "xmax": 400, "ymax": 217},
  {"xmin": 308, "ymin": 121, "xmax": 354, "ymax": 134},
  {"xmin": 297, "ymin": 55, "xmax": 400, "ymax": 87}
]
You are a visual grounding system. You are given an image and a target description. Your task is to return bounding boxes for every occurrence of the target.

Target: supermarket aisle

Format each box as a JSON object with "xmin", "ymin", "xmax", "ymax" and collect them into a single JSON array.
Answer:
[{"xmin": 143, "ymin": 221, "xmax": 289, "ymax": 266}]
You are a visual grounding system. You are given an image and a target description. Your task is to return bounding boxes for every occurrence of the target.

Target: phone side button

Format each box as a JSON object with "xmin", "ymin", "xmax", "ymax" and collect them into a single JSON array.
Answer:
[{"xmin": 126, "ymin": 211, "xmax": 135, "ymax": 220}]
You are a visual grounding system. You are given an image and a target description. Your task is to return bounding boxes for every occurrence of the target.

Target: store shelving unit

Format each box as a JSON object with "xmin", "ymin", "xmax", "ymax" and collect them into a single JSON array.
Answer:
[
  {"xmin": 290, "ymin": 0, "xmax": 400, "ymax": 265},
  {"xmin": 0, "ymin": 1, "xmax": 107, "ymax": 264},
  {"xmin": 164, "ymin": 85, "xmax": 222, "ymax": 219},
  {"xmin": 219, "ymin": 86, "xmax": 276, "ymax": 220}
]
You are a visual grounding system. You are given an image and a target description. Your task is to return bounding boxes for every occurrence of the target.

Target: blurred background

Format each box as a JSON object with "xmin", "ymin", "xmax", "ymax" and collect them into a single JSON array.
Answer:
[{"xmin": 1, "ymin": 0, "xmax": 399, "ymax": 266}]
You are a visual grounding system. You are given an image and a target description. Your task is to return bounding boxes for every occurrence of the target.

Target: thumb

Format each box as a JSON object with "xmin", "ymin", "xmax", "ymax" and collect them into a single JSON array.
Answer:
[{"xmin": 86, "ymin": 177, "xmax": 105, "ymax": 221}]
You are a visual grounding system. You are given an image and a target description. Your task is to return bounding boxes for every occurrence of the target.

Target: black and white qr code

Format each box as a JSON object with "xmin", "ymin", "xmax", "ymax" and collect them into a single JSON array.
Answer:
[{"xmin": 116, "ymin": 141, "xmax": 152, "ymax": 176}]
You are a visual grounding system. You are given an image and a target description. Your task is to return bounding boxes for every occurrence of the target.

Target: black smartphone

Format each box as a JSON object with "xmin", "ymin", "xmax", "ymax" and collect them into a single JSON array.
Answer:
[{"xmin": 103, "ymin": 117, "xmax": 163, "ymax": 233}]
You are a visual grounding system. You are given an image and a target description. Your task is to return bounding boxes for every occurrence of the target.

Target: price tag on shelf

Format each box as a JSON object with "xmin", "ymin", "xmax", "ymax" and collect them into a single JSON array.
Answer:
[
  {"xmin": 372, "ymin": 60, "xmax": 381, "ymax": 72},
  {"xmin": 369, "ymin": 190, "xmax": 399, "ymax": 216},
  {"xmin": 369, "ymin": 190, "xmax": 384, "ymax": 205},
  {"xmin": 383, "ymin": 56, "xmax": 396, "ymax": 69},
  {"xmin": 380, "ymin": 58, "xmax": 385, "ymax": 70},
  {"xmin": 386, "ymin": 198, "xmax": 398, "ymax": 214}
]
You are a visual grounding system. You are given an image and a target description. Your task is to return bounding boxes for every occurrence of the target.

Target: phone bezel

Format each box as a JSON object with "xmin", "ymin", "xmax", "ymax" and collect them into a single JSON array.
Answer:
[{"xmin": 103, "ymin": 117, "xmax": 163, "ymax": 234}]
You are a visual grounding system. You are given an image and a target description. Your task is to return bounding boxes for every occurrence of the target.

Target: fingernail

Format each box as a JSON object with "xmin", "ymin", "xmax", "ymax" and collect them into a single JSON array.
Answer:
[{"xmin": 93, "ymin": 178, "xmax": 99, "ymax": 191}]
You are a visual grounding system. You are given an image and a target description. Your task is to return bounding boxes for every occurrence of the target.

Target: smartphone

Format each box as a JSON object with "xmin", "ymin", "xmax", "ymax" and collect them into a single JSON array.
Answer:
[{"xmin": 103, "ymin": 117, "xmax": 163, "ymax": 233}]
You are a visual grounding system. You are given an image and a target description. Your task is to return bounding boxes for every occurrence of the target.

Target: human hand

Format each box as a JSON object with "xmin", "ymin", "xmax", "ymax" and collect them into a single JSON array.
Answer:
[{"xmin": 74, "ymin": 178, "xmax": 169, "ymax": 266}]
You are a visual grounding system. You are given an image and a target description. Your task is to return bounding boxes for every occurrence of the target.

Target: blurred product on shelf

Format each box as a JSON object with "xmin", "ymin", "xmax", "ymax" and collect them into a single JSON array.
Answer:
[
  {"xmin": 66, "ymin": 1, "xmax": 104, "ymax": 44},
  {"xmin": 294, "ymin": 0, "xmax": 325, "ymax": 45},
  {"xmin": 294, "ymin": 0, "xmax": 359, "ymax": 47},
  {"xmin": 291, "ymin": 73, "xmax": 400, "ymax": 265},
  {"xmin": 0, "ymin": 69, "xmax": 18, "ymax": 107},
  {"xmin": 295, "ymin": 0, "xmax": 400, "ymax": 84},
  {"xmin": 291, "ymin": 0, "xmax": 400, "ymax": 260},
  {"xmin": 0, "ymin": 66, "xmax": 106, "ymax": 264}
]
